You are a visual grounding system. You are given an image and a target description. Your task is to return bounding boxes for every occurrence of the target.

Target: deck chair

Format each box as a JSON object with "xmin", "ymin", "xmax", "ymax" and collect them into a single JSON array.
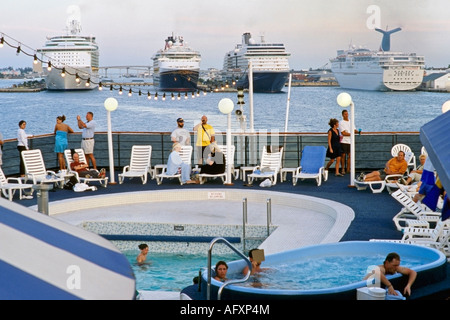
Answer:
[
  {"xmin": 64, "ymin": 149, "xmax": 108, "ymax": 187},
  {"xmin": 198, "ymin": 145, "xmax": 237, "ymax": 184},
  {"xmin": 156, "ymin": 146, "xmax": 193, "ymax": 185},
  {"xmin": 118, "ymin": 145, "xmax": 152, "ymax": 184},
  {"xmin": 292, "ymin": 146, "xmax": 327, "ymax": 186},
  {"xmin": 247, "ymin": 147, "xmax": 283, "ymax": 185},
  {"xmin": 21, "ymin": 149, "xmax": 65, "ymax": 188},
  {"xmin": 0, "ymin": 167, "xmax": 34, "ymax": 201},
  {"xmin": 391, "ymin": 189, "xmax": 441, "ymax": 231},
  {"xmin": 391, "ymin": 143, "xmax": 416, "ymax": 173},
  {"xmin": 370, "ymin": 220, "xmax": 450, "ymax": 256}
]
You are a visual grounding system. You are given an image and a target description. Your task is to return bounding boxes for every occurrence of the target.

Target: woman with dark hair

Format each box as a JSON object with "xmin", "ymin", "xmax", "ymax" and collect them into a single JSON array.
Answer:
[
  {"xmin": 325, "ymin": 118, "xmax": 343, "ymax": 177},
  {"xmin": 54, "ymin": 115, "xmax": 74, "ymax": 170},
  {"xmin": 17, "ymin": 120, "xmax": 33, "ymax": 176},
  {"xmin": 214, "ymin": 261, "xmax": 228, "ymax": 282}
]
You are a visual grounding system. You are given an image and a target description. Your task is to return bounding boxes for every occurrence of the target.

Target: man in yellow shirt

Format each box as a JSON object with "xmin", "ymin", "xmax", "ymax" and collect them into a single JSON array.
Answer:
[
  {"xmin": 361, "ymin": 151, "xmax": 408, "ymax": 181},
  {"xmin": 193, "ymin": 115, "xmax": 215, "ymax": 164}
]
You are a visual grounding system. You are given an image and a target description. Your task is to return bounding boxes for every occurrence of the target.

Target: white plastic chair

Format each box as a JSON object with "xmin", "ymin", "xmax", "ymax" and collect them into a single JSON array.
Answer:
[
  {"xmin": 64, "ymin": 149, "xmax": 108, "ymax": 187},
  {"xmin": 156, "ymin": 146, "xmax": 193, "ymax": 185},
  {"xmin": 0, "ymin": 167, "xmax": 34, "ymax": 201},
  {"xmin": 247, "ymin": 147, "xmax": 284, "ymax": 185},
  {"xmin": 198, "ymin": 145, "xmax": 237, "ymax": 184},
  {"xmin": 22, "ymin": 149, "xmax": 65, "ymax": 188},
  {"xmin": 118, "ymin": 145, "xmax": 152, "ymax": 184}
]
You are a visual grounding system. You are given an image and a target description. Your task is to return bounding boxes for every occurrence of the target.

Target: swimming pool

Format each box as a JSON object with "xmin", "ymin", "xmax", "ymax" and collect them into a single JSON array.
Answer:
[
  {"xmin": 200, "ymin": 241, "xmax": 447, "ymax": 300},
  {"xmin": 124, "ymin": 251, "xmax": 240, "ymax": 292}
]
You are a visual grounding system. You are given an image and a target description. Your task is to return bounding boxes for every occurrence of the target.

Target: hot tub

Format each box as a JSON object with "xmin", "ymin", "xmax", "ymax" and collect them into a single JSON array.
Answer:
[{"xmin": 201, "ymin": 241, "xmax": 447, "ymax": 300}]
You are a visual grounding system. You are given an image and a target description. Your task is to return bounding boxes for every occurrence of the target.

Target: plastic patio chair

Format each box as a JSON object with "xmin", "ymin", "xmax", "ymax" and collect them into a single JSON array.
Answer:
[{"xmin": 292, "ymin": 146, "xmax": 327, "ymax": 186}]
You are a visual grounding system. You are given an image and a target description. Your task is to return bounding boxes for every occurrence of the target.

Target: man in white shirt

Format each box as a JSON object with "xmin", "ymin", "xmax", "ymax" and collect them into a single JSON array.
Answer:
[
  {"xmin": 77, "ymin": 112, "xmax": 97, "ymax": 169},
  {"xmin": 339, "ymin": 110, "xmax": 352, "ymax": 174},
  {"xmin": 171, "ymin": 118, "xmax": 191, "ymax": 146}
]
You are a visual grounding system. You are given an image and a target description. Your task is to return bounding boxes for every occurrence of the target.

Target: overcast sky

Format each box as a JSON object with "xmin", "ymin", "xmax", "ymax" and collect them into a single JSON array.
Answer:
[{"xmin": 1, "ymin": 0, "xmax": 450, "ymax": 70}]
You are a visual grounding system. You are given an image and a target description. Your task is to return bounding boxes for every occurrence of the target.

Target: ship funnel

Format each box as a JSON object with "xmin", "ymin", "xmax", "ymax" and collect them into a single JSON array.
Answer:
[
  {"xmin": 375, "ymin": 27, "xmax": 401, "ymax": 51},
  {"xmin": 242, "ymin": 33, "xmax": 252, "ymax": 45}
]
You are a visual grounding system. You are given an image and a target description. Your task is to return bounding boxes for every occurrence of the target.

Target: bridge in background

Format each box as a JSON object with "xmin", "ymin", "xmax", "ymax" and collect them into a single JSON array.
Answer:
[{"xmin": 98, "ymin": 66, "xmax": 152, "ymax": 78}]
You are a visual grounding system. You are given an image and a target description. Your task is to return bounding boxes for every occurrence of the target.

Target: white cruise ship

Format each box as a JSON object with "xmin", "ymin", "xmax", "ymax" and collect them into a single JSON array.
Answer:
[
  {"xmin": 37, "ymin": 19, "xmax": 99, "ymax": 90},
  {"xmin": 152, "ymin": 34, "xmax": 201, "ymax": 92},
  {"xmin": 330, "ymin": 28, "xmax": 425, "ymax": 91},
  {"xmin": 223, "ymin": 33, "xmax": 291, "ymax": 93}
]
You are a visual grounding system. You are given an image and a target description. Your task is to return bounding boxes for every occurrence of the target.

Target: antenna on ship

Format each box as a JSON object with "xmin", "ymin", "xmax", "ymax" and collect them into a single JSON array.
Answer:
[{"xmin": 375, "ymin": 27, "xmax": 401, "ymax": 51}]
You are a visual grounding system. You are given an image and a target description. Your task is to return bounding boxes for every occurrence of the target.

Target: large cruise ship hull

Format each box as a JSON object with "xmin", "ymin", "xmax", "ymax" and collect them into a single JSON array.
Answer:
[
  {"xmin": 332, "ymin": 66, "xmax": 423, "ymax": 91},
  {"xmin": 43, "ymin": 67, "xmax": 98, "ymax": 90},
  {"xmin": 154, "ymin": 69, "xmax": 199, "ymax": 92},
  {"xmin": 237, "ymin": 71, "xmax": 289, "ymax": 93}
]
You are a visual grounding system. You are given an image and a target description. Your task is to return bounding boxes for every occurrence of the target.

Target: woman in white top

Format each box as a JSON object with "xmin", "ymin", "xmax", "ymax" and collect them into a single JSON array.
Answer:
[{"xmin": 17, "ymin": 120, "xmax": 33, "ymax": 176}]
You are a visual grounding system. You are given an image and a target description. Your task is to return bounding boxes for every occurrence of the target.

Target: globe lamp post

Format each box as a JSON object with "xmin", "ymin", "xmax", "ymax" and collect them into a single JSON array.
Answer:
[
  {"xmin": 337, "ymin": 92, "xmax": 355, "ymax": 187},
  {"xmin": 218, "ymin": 98, "xmax": 234, "ymax": 185},
  {"xmin": 104, "ymin": 97, "xmax": 118, "ymax": 184}
]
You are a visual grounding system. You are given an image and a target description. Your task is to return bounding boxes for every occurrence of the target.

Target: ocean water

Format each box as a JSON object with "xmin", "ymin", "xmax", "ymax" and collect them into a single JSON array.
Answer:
[{"xmin": 0, "ymin": 78, "xmax": 447, "ymax": 140}]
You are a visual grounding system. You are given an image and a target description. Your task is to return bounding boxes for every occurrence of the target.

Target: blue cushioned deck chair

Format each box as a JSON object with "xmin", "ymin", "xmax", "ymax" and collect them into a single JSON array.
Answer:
[{"xmin": 292, "ymin": 146, "xmax": 327, "ymax": 186}]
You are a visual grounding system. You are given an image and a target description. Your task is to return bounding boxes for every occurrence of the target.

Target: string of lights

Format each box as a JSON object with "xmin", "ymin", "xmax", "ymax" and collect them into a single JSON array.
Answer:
[{"xmin": 0, "ymin": 31, "xmax": 247, "ymax": 101}]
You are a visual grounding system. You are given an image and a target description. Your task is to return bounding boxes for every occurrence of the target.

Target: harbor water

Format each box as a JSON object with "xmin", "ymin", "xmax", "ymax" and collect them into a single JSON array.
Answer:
[{"xmin": 0, "ymin": 78, "xmax": 447, "ymax": 140}]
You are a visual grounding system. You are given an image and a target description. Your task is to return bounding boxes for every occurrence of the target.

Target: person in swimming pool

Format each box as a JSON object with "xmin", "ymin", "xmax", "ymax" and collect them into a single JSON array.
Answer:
[
  {"xmin": 137, "ymin": 243, "xmax": 149, "ymax": 265},
  {"xmin": 214, "ymin": 261, "xmax": 228, "ymax": 282},
  {"xmin": 363, "ymin": 252, "xmax": 417, "ymax": 297},
  {"xmin": 242, "ymin": 249, "xmax": 269, "ymax": 275}
]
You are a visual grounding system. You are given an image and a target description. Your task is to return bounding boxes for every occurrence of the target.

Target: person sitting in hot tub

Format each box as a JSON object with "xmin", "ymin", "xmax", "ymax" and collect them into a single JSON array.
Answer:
[
  {"xmin": 363, "ymin": 252, "xmax": 417, "ymax": 297},
  {"xmin": 214, "ymin": 261, "xmax": 228, "ymax": 282}
]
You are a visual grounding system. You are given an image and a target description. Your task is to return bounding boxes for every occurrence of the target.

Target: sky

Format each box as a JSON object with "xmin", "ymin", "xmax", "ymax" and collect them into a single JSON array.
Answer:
[{"xmin": 1, "ymin": 0, "xmax": 450, "ymax": 70}]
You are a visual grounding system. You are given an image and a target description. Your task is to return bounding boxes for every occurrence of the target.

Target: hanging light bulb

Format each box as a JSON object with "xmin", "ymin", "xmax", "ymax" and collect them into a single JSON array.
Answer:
[
  {"xmin": 154, "ymin": 92, "xmax": 158, "ymax": 100},
  {"xmin": 191, "ymin": 92, "xmax": 195, "ymax": 98},
  {"xmin": 177, "ymin": 93, "xmax": 181, "ymax": 100},
  {"xmin": 110, "ymin": 85, "xmax": 113, "ymax": 91},
  {"xmin": 203, "ymin": 90, "xmax": 207, "ymax": 96},
  {"xmin": 75, "ymin": 73, "xmax": 81, "ymax": 83},
  {"xmin": 184, "ymin": 92, "xmax": 188, "ymax": 99},
  {"xmin": 85, "ymin": 78, "xmax": 91, "ymax": 87},
  {"xmin": 61, "ymin": 68, "xmax": 66, "ymax": 77},
  {"xmin": 0, "ymin": 36, "xmax": 4, "ymax": 48},
  {"xmin": 33, "ymin": 54, "xmax": 38, "ymax": 65},
  {"xmin": 147, "ymin": 91, "xmax": 151, "ymax": 100},
  {"xmin": 128, "ymin": 88, "xmax": 132, "ymax": 97},
  {"xmin": 16, "ymin": 45, "xmax": 21, "ymax": 56},
  {"xmin": 138, "ymin": 90, "xmax": 142, "ymax": 96},
  {"xmin": 119, "ymin": 86, "xmax": 123, "ymax": 95},
  {"xmin": 196, "ymin": 90, "xmax": 200, "ymax": 97},
  {"xmin": 171, "ymin": 93, "xmax": 175, "ymax": 100},
  {"xmin": 47, "ymin": 61, "xmax": 52, "ymax": 71},
  {"xmin": 162, "ymin": 93, "xmax": 166, "ymax": 101},
  {"xmin": 98, "ymin": 82, "xmax": 103, "ymax": 91}
]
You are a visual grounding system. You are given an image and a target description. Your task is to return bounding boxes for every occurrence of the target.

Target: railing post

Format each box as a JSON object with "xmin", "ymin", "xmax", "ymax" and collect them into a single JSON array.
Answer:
[{"xmin": 266, "ymin": 198, "xmax": 272, "ymax": 237}]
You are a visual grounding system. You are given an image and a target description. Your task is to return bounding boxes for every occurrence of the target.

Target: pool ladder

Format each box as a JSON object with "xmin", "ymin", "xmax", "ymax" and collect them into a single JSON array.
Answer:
[
  {"xmin": 207, "ymin": 237, "xmax": 252, "ymax": 300},
  {"xmin": 242, "ymin": 197, "xmax": 272, "ymax": 253}
]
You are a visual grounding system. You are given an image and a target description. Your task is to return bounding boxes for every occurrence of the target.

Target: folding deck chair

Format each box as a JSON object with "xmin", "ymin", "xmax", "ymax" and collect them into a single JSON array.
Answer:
[
  {"xmin": 118, "ymin": 145, "xmax": 152, "ymax": 184},
  {"xmin": 21, "ymin": 149, "xmax": 65, "ymax": 188},
  {"xmin": 0, "ymin": 167, "xmax": 34, "ymax": 201},
  {"xmin": 247, "ymin": 147, "xmax": 283, "ymax": 186},
  {"xmin": 292, "ymin": 146, "xmax": 327, "ymax": 186}
]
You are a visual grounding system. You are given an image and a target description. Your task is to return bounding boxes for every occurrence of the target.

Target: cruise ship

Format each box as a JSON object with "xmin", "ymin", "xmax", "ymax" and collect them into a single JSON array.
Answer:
[
  {"xmin": 152, "ymin": 34, "xmax": 201, "ymax": 92},
  {"xmin": 37, "ymin": 19, "xmax": 99, "ymax": 90},
  {"xmin": 330, "ymin": 28, "xmax": 425, "ymax": 91},
  {"xmin": 222, "ymin": 33, "xmax": 291, "ymax": 93}
]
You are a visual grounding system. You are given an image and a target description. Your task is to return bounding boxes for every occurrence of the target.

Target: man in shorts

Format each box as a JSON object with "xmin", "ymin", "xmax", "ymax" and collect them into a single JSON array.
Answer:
[
  {"xmin": 361, "ymin": 151, "xmax": 407, "ymax": 182},
  {"xmin": 339, "ymin": 109, "xmax": 354, "ymax": 174},
  {"xmin": 77, "ymin": 111, "xmax": 97, "ymax": 169}
]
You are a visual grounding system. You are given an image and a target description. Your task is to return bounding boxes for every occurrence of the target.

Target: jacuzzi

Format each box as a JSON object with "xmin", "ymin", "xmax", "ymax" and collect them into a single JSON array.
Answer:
[{"xmin": 200, "ymin": 241, "xmax": 447, "ymax": 300}]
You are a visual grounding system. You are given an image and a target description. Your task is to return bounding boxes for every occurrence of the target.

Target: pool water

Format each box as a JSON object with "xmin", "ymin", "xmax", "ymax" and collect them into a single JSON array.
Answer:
[
  {"xmin": 230, "ymin": 254, "xmax": 427, "ymax": 290},
  {"xmin": 124, "ymin": 251, "xmax": 240, "ymax": 292}
]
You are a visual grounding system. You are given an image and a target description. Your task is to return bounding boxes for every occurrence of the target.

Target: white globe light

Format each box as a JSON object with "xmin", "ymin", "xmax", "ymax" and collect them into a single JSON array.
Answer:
[
  {"xmin": 442, "ymin": 100, "xmax": 450, "ymax": 113},
  {"xmin": 104, "ymin": 97, "xmax": 118, "ymax": 112},
  {"xmin": 218, "ymin": 98, "xmax": 234, "ymax": 114},
  {"xmin": 337, "ymin": 92, "xmax": 353, "ymax": 108}
]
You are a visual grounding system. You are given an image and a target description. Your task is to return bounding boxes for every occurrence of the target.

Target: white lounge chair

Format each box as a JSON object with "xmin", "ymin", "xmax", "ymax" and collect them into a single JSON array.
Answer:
[
  {"xmin": 21, "ymin": 149, "xmax": 65, "ymax": 188},
  {"xmin": 156, "ymin": 146, "xmax": 193, "ymax": 185},
  {"xmin": 118, "ymin": 145, "xmax": 152, "ymax": 184},
  {"xmin": 247, "ymin": 147, "xmax": 283, "ymax": 186},
  {"xmin": 0, "ymin": 167, "xmax": 34, "ymax": 201},
  {"xmin": 64, "ymin": 149, "xmax": 108, "ymax": 187},
  {"xmin": 391, "ymin": 189, "xmax": 441, "ymax": 231},
  {"xmin": 198, "ymin": 145, "xmax": 237, "ymax": 184},
  {"xmin": 292, "ymin": 146, "xmax": 327, "ymax": 186}
]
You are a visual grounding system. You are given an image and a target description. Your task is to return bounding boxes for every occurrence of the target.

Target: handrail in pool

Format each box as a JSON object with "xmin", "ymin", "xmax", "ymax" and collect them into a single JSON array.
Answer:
[{"xmin": 207, "ymin": 237, "xmax": 252, "ymax": 300}]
